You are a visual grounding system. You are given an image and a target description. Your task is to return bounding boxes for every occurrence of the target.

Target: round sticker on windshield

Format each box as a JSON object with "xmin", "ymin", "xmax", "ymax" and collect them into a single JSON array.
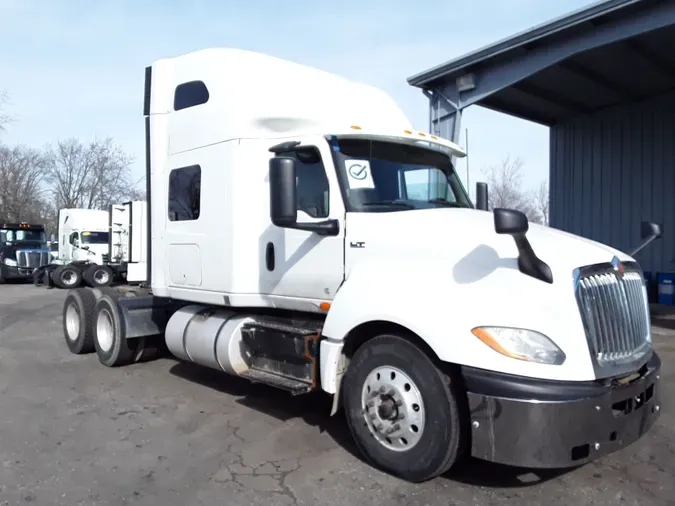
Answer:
[{"xmin": 345, "ymin": 160, "xmax": 375, "ymax": 189}]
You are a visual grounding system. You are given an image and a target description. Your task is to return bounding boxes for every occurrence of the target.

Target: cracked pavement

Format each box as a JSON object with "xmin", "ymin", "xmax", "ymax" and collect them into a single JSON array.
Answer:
[{"xmin": 0, "ymin": 284, "xmax": 673, "ymax": 505}]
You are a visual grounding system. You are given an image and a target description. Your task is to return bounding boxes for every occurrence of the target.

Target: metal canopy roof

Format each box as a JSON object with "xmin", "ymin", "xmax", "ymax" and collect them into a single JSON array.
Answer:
[{"xmin": 408, "ymin": 0, "xmax": 675, "ymax": 126}]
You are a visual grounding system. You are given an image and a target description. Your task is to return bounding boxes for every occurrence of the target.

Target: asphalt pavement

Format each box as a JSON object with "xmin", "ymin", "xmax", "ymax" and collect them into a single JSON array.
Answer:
[{"xmin": 0, "ymin": 283, "xmax": 673, "ymax": 505}]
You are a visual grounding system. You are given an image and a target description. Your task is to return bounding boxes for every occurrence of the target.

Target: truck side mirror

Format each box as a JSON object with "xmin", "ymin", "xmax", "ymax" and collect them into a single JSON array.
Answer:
[
  {"xmin": 642, "ymin": 221, "xmax": 662, "ymax": 240},
  {"xmin": 476, "ymin": 182, "xmax": 488, "ymax": 211},
  {"xmin": 269, "ymin": 156, "xmax": 298, "ymax": 228},
  {"xmin": 268, "ymin": 156, "xmax": 340, "ymax": 236},
  {"xmin": 494, "ymin": 208, "xmax": 528, "ymax": 235},
  {"xmin": 494, "ymin": 208, "xmax": 553, "ymax": 284},
  {"xmin": 630, "ymin": 221, "xmax": 663, "ymax": 256}
]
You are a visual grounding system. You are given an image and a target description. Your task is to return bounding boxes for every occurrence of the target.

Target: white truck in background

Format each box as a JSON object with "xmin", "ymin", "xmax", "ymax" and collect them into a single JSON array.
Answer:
[
  {"xmin": 37, "ymin": 201, "xmax": 148, "ymax": 289},
  {"xmin": 61, "ymin": 48, "xmax": 662, "ymax": 483}
]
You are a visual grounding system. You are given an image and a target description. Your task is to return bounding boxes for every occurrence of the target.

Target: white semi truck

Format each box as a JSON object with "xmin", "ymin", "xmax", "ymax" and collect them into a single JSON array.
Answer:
[
  {"xmin": 61, "ymin": 48, "xmax": 662, "ymax": 483},
  {"xmin": 38, "ymin": 202, "xmax": 148, "ymax": 289}
]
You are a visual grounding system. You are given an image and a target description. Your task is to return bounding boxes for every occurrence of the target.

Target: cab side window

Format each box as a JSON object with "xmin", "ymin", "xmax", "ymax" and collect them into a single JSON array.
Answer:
[
  {"xmin": 278, "ymin": 148, "xmax": 330, "ymax": 219},
  {"xmin": 69, "ymin": 232, "xmax": 79, "ymax": 245}
]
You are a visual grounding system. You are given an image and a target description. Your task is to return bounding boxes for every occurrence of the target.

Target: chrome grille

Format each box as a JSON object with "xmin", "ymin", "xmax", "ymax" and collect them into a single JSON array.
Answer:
[
  {"xmin": 575, "ymin": 260, "xmax": 651, "ymax": 370},
  {"xmin": 16, "ymin": 250, "xmax": 50, "ymax": 269}
]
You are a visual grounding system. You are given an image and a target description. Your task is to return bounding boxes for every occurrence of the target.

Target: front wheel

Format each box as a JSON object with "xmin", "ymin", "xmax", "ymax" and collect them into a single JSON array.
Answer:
[{"xmin": 342, "ymin": 334, "xmax": 466, "ymax": 483}]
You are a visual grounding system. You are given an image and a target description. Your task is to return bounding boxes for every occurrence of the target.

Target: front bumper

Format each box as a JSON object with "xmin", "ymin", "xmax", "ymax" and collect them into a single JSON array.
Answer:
[
  {"xmin": 462, "ymin": 351, "xmax": 662, "ymax": 468},
  {"xmin": 0, "ymin": 264, "xmax": 35, "ymax": 280}
]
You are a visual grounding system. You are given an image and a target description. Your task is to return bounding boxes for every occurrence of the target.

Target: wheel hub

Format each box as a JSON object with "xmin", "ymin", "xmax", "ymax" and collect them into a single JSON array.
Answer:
[
  {"xmin": 377, "ymin": 396, "xmax": 398, "ymax": 420},
  {"xmin": 94, "ymin": 270, "xmax": 109, "ymax": 284},
  {"xmin": 96, "ymin": 308, "xmax": 114, "ymax": 352},
  {"xmin": 361, "ymin": 366, "xmax": 426, "ymax": 452},
  {"xmin": 65, "ymin": 304, "xmax": 80, "ymax": 341}
]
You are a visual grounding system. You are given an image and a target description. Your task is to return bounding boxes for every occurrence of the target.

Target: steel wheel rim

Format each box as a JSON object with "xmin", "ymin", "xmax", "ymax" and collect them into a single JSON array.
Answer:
[
  {"xmin": 94, "ymin": 269, "xmax": 109, "ymax": 284},
  {"xmin": 361, "ymin": 366, "xmax": 426, "ymax": 452},
  {"xmin": 62, "ymin": 271, "xmax": 77, "ymax": 286},
  {"xmin": 96, "ymin": 308, "xmax": 114, "ymax": 352},
  {"xmin": 65, "ymin": 304, "xmax": 80, "ymax": 341}
]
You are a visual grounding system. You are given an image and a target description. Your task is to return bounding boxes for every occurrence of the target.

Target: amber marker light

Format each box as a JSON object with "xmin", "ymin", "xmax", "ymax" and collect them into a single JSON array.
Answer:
[
  {"xmin": 471, "ymin": 327, "xmax": 529, "ymax": 361},
  {"xmin": 471, "ymin": 326, "xmax": 566, "ymax": 365}
]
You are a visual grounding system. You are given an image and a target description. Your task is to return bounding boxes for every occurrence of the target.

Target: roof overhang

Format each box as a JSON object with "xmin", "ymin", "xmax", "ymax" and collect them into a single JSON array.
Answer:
[{"xmin": 408, "ymin": 0, "xmax": 675, "ymax": 126}]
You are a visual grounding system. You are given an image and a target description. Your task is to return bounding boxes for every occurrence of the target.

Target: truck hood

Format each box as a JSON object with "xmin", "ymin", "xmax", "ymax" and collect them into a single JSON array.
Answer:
[
  {"xmin": 345, "ymin": 208, "xmax": 633, "ymax": 278},
  {"xmin": 337, "ymin": 208, "xmax": 645, "ymax": 383}
]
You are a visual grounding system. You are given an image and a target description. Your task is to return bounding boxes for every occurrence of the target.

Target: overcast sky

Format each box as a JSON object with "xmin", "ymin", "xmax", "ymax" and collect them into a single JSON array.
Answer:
[{"xmin": 0, "ymin": 0, "xmax": 597, "ymax": 194}]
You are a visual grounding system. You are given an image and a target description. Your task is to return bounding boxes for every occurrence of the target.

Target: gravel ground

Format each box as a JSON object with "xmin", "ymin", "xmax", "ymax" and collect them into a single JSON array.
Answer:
[{"xmin": 0, "ymin": 283, "xmax": 673, "ymax": 506}]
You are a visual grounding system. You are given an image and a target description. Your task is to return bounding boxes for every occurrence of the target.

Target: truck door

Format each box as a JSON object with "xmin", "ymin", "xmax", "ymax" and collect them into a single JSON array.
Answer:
[
  {"xmin": 264, "ymin": 141, "xmax": 345, "ymax": 302},
  {"xmin": 69, "ymin": 232, "xmax": 80, "ymax": 261}
]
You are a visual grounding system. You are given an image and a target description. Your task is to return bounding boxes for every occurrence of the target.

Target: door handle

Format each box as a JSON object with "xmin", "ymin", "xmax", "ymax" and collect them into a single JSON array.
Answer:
[{"xmin": 265, "ymin": 242, "xmax": 275, "ymax": 271}]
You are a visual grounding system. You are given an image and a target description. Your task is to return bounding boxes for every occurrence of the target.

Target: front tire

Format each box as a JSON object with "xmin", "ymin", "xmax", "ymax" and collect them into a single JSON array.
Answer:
[{"xmin": 342, "ymin": 334, "xmax": 466, "ymax": 483}]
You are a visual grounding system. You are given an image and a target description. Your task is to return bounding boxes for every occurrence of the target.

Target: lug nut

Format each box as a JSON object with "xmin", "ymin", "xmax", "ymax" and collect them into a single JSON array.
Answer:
[
  {"xmin": 655, "ymin": 405, "xmax": 660, "ymax": 412},
  {"xmin": 594, "ymin": 443, "xmax": 600, "ymax": 450},
  {"xmin": 595, "ymin": 406, "xmax": 601, "ymax": 411},
  {"xmin": 385, "ymin": 424, "xmax": 400, "ymax": 435}
]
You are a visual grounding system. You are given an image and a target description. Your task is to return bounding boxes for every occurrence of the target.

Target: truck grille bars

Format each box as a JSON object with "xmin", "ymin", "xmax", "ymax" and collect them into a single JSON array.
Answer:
[
  {"xmin": 16, "ymin": 250, "xmax": 50, "ymax": 269},
  {"xmin": 574, "ymin": 258, "xmax": 651, "ymax": 375}
]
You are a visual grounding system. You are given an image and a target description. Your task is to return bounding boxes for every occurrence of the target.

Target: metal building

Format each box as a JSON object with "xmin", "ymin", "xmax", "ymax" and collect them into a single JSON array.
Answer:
[{"xmin": 407, "ymin": 0, "xmax": 675, "ymax": 276}]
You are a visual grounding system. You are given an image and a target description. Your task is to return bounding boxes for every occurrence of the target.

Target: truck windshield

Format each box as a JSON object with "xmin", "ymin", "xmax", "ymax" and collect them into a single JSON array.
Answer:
[
  {"xmin": 331, "ymin": 137, "xmax": 471, "ymax": 212},
  {"xmin": 0, "ymin": 229, "xmax": 47, "ymax": 245},
  {"xmin": 81, "ymin": 232, "xmax": 109, "ymax": 244}
]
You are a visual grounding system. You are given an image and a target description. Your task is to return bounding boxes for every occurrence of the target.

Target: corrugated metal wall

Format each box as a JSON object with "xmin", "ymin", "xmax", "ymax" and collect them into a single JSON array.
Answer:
[{"xmin": 550, "ymin": 91, "xmax": 675, "ymax": 274}]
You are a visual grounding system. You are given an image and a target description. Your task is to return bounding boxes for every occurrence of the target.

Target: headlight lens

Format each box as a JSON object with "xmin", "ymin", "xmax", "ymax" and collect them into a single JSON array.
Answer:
[
  {"xmin": 3, "ymin": 258, "xmax": 17, "ymax": 266},
  {"xmin": 471, "ymin": 326, "xmax": 566, "ymax": 365}
]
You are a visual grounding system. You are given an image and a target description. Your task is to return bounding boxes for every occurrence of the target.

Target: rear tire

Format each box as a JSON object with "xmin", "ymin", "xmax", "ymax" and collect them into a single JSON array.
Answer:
[
  {"xmin": 83, "ymin": 264, "xmax": 114, "ymax": 288},
  {"xmin": 53, "ymin": 265, "xmax": 82, "ymax": 289},
  {"xmin": 342, "ymin": 334, "xmax": 466, "ymax": 483},
  {"xmin": 92, "ymin": 293, "xmax": 143, "ymax": 367},
  {"xmin": 62, "ymin": 288, "xmax": 97, "ymax": 354}
]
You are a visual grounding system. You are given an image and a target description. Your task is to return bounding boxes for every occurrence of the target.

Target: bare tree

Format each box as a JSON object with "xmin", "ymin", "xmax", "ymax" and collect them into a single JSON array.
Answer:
[
  {"xmin": 534, "ymin": 180, "xmax": 550, "ymax": 226},
  {"xmin": 44, "ymin": 137, "xmax": 140, "ymax": 210},
  {"xmin": 0, "ymin": 144, "xmax": 48, "ymax": 222},
  {"xmin": 0, "ymin": 90, "xmax": 12, "ymax": 134},
  {"xmin": 481, "ymin": 155, "xmax": 542, "ymax": 224}
]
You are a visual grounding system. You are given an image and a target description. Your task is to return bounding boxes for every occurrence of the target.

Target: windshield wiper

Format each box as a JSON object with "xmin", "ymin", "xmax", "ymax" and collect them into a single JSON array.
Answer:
[
  {"xmin": 427, "ymin": 199, "xmax": 462, "ymax": 208},
  {"xmin": 361, "ymin": 201, "xmax": 415, "ymax": 209}
]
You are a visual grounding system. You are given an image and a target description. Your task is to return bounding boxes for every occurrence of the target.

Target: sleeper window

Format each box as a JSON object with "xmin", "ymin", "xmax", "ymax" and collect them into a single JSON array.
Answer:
[
  {"xmin": 168, "ymin": 165, "xmax": 201, "ymax": 221},
  {"xmin": 174, "ymin": 81, "xmax": 209, "ymax": 111}
]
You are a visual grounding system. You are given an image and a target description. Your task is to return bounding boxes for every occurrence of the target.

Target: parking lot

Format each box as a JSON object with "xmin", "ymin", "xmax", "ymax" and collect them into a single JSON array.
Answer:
[{"xmin": 0, "ymin": 284, "xmax": 673, "ymax": 506}]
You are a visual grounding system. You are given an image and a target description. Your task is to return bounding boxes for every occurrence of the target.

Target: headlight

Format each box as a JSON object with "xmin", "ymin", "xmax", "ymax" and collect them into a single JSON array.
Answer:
[
  {"xmin": 471, "ymin": 326, "xmax": 566, "ymax": 365},
  {"xmin": 3, "ymin": 258, "xmax": 17, "ymax": 266}
]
